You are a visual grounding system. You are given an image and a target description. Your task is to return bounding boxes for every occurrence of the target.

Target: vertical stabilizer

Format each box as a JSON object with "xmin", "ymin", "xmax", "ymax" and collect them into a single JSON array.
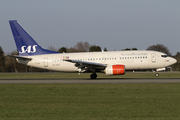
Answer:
[{"xmin": 9, "ymin": 20, "xmax": 58, "ymax": 56}]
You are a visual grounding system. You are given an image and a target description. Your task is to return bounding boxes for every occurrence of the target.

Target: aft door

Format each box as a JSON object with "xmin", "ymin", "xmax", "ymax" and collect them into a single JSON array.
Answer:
[
  {"xmin": 44, "ymin": 58, "xmax": 48, "ymax": 67},
  {"xmin": 151, "ymin": 53, "xmax": 156, "ymax": 63}
]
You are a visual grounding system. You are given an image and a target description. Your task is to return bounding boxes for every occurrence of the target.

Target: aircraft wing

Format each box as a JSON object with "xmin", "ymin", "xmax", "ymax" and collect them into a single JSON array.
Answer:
[
  {"xmin": 64, "ymin": 59, "xmax": 107, "ymax": 70},
  {"xmin": 7, "ymin": 55, "xmax": 32, "ymax": 60}
]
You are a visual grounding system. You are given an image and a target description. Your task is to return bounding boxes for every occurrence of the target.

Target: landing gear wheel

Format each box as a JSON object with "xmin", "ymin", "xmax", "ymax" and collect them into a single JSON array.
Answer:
[
  {"xmin": 90, "ymin": 73, "xmax": 97, "ymax": 79},
  {"xmin": 155, "ymin": 73, "xmax": 159, "ymax": 77}
]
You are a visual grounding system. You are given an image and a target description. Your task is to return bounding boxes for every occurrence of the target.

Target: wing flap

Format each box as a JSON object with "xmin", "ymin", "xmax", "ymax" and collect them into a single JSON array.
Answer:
[{"xmin": 64, "ymin": 59, "xmax": 107, "ymax": 70}]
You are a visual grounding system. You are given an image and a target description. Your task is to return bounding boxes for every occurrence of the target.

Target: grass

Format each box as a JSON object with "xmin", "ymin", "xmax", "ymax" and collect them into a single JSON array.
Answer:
[
  {"xmin": 0, "ymin": 72, "xmax": 180, "ymax": 119},
  {"xmin": 0, "ymin": 84, "xmax": 180, "ymax": 120},
  {"xmin": 0, "ymin": 72, "xmax": 180, "ymax": 79}
]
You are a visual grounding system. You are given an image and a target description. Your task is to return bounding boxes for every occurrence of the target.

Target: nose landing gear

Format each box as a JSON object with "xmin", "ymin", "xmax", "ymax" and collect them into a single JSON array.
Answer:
[{"xmin": 155, "ymin": 73, "xmax": 159, "ymax": 77}]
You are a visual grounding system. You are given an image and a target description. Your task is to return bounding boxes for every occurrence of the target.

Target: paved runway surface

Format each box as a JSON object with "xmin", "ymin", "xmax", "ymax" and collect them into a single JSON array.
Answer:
[{"xmin": 1, "ymin": 78, "xmax": 180, "ymax": 84}]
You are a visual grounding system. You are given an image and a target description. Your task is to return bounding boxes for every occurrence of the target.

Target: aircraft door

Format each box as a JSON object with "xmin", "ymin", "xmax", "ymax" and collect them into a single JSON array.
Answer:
[
  {"xmin": 44, "ymin": 58, "xmax": 48, "ymax": 67},
  {"xmin": 151, "ymin": 53, "xmax": 156, "ymax": 63}
]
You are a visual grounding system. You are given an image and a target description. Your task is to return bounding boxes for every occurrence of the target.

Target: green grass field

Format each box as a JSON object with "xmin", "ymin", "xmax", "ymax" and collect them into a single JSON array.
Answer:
[
  {"xmin": 0, "ymin": 72, "xmax": 180, "ymax": 119},
  {"xmin": 0, "ymin": 72, "xmax": 180, "ymax": 79},
  {"xmin": 0, "ymin": 84, "xmax": 180, "ymax": 120}
]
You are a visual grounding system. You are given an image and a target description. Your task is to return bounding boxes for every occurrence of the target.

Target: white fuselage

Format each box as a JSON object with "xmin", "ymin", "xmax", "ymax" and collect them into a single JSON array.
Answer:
[{"xmin": 17, "ymin": 50, "xmax": 177, "ymax": 72}]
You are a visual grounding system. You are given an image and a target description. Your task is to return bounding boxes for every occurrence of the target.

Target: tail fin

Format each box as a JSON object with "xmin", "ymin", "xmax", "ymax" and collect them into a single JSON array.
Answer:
[{"xmin": 9, "ymin": 20, "xmax": 58, "ymax": 56}]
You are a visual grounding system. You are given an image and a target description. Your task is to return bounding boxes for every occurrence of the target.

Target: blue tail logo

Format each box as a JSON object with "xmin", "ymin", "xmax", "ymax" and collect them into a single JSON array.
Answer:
[
  {"xmin": 19, "ymin": 45, "xmax": 38, "ymax": 54},
  {"xmin": 9, "ymin": 20, "xmax": 58, "ymax": 56}
]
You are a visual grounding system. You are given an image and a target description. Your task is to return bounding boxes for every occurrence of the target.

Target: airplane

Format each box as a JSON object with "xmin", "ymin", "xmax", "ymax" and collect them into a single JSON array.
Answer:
[{"xmin": 9, "ymin": 20, "xmax": 177, "ymax": 79}]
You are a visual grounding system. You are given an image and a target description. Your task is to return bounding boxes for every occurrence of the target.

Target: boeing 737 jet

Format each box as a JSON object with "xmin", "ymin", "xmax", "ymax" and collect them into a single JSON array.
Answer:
[{"xmin": 9, "ymin": 20, "xmax": 177, "ymax": 79}]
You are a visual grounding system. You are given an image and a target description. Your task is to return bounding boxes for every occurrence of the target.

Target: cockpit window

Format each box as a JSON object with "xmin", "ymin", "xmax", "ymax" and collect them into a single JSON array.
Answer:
[{"xmin": 161, "ymin": 55, "xmax": 169, "ymax": 58}]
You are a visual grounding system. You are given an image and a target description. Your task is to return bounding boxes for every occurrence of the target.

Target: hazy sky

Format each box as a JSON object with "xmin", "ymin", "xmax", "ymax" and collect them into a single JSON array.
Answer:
[{"xmin": 1, "ymin": 0, "xmax": 180, "ymax": 55}]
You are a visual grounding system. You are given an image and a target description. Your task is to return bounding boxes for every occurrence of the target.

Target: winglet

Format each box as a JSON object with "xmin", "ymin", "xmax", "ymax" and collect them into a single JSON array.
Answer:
[{"xmin": 9, "ymin": 20, "xmax": 58, "ymax": 56}]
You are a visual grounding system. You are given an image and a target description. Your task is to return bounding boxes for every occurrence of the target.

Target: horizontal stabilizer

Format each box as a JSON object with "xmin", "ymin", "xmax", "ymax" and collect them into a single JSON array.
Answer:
[{"xmin": 7, "ymin": 55, "xmax": 32, "ymax": 60}]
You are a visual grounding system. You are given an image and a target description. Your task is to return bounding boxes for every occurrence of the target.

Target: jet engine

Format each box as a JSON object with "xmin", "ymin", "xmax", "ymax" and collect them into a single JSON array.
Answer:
[{"xmin": 105, "ymin": 65, "xmax": 125, "ymax": 75}]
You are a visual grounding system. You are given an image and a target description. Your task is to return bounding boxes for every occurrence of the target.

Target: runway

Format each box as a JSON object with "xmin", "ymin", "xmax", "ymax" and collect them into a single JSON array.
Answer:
[{"xmin": 1, "ymin": 78, "xmax": 180, "ymax": 84}]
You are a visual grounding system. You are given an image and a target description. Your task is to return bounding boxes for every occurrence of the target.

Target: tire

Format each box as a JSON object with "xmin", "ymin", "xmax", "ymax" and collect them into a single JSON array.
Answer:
[
  {"xmin": 155, "ymin": 73, "xmax": 159, "ymax": 77},
  {"xmin": 90, "ymin": 73, "xmax": 97, "ymax": 79}
]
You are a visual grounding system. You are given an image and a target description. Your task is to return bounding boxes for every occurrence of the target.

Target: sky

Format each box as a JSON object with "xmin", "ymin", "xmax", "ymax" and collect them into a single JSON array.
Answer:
[{"xmin": 1, "ymin": 0, "xmax": 180, "ymax": 55}]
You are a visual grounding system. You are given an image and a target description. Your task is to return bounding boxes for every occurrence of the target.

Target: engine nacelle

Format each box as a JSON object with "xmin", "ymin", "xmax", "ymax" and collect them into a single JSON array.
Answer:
[
  {"xmin": 156, "ymin": 67, "xmax": 166, "ymax": 72},
  {"xmin": 105, "ymin": 65, "xmax": 125, "ymax": 75}
]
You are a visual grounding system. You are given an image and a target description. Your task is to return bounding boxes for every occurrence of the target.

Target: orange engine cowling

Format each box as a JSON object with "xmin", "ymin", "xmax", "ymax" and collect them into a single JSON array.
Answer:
[{"xmin": 105, "ymin": 65, "xmax": 125, "ymax": 75}]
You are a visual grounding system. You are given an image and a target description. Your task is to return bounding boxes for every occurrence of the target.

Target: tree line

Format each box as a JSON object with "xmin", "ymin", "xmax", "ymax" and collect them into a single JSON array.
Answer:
[{"xmin": 0, "ymin": 42, "xmax": 179, "ymax": 72}]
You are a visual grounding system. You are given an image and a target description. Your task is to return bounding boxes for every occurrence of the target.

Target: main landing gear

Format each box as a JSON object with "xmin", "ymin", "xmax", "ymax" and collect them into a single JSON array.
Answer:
[{"xmin": 90, "ymin": 73, "xmax": 97, "ymax": 79}]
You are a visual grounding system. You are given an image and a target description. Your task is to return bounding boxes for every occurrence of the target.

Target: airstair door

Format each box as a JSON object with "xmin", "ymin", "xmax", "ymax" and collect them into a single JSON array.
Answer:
[
  {"xmin": 151, "ymin": 53, "xmax": 156, "ymax": 63},
  {"xmin": 44, "ymin": 58, "xmax": 48, "ymax": 67}
]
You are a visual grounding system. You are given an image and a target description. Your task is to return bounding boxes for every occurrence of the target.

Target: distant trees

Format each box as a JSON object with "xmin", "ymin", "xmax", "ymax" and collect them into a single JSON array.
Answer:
[
  {"xmin": 132, "ymin": 48, "xmax": 138, "ymax": 50},
  {"xmin": 58, "ymin": 42, "xmax": 91, "ymax": 53},
  {"xmin": 172, "ymin": 52, "xmax": 180, "ymax": 71},
  {"xmin": 146, "ymin": 44, "xmax": 171, "ymax": 56},
  {"xmin": 1, "ymin": 49, "xmax": 49, "ymax": 73},
  {"xmin": 48, "ymin": 46, "xmax": 57, "ymax": 52},
  {"xmin": 5, "ymin": 50, "xmax": 31, "ymax": 73},
  {"xmin": 44, "ymin": 41, "xmax": 109, "ymax": 53},
  {"xmin": 66, "ymin": 47, "xmax": 79, "ymax": 53},
  {"xmin": 6, "ymin": 50, "xmax": 18, "ymax": 73},
  {"xmin": 122, "ymin": 48, "xmax": 138, "ymax": 51},
  {"xmin": 74, "ymin": 41, "xmax": 90, "ymax": 52},
  {"xmin": 89, "ymin": 45, "xmax": 101, "ymax": 52},
  {"xmin": 0, "ymin": 47, "xmax": 5, "ymax": 72},
  {"xmin": 104, "ymin": 47, "xmax": 108, "ymax": 51},
  {"xmin": 58, "ymin": 47, "xmax": 67, "ymax": 53},
  {"xmin": 58, "ymin": 43, "xmax": 107, "ymax": 53}
]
